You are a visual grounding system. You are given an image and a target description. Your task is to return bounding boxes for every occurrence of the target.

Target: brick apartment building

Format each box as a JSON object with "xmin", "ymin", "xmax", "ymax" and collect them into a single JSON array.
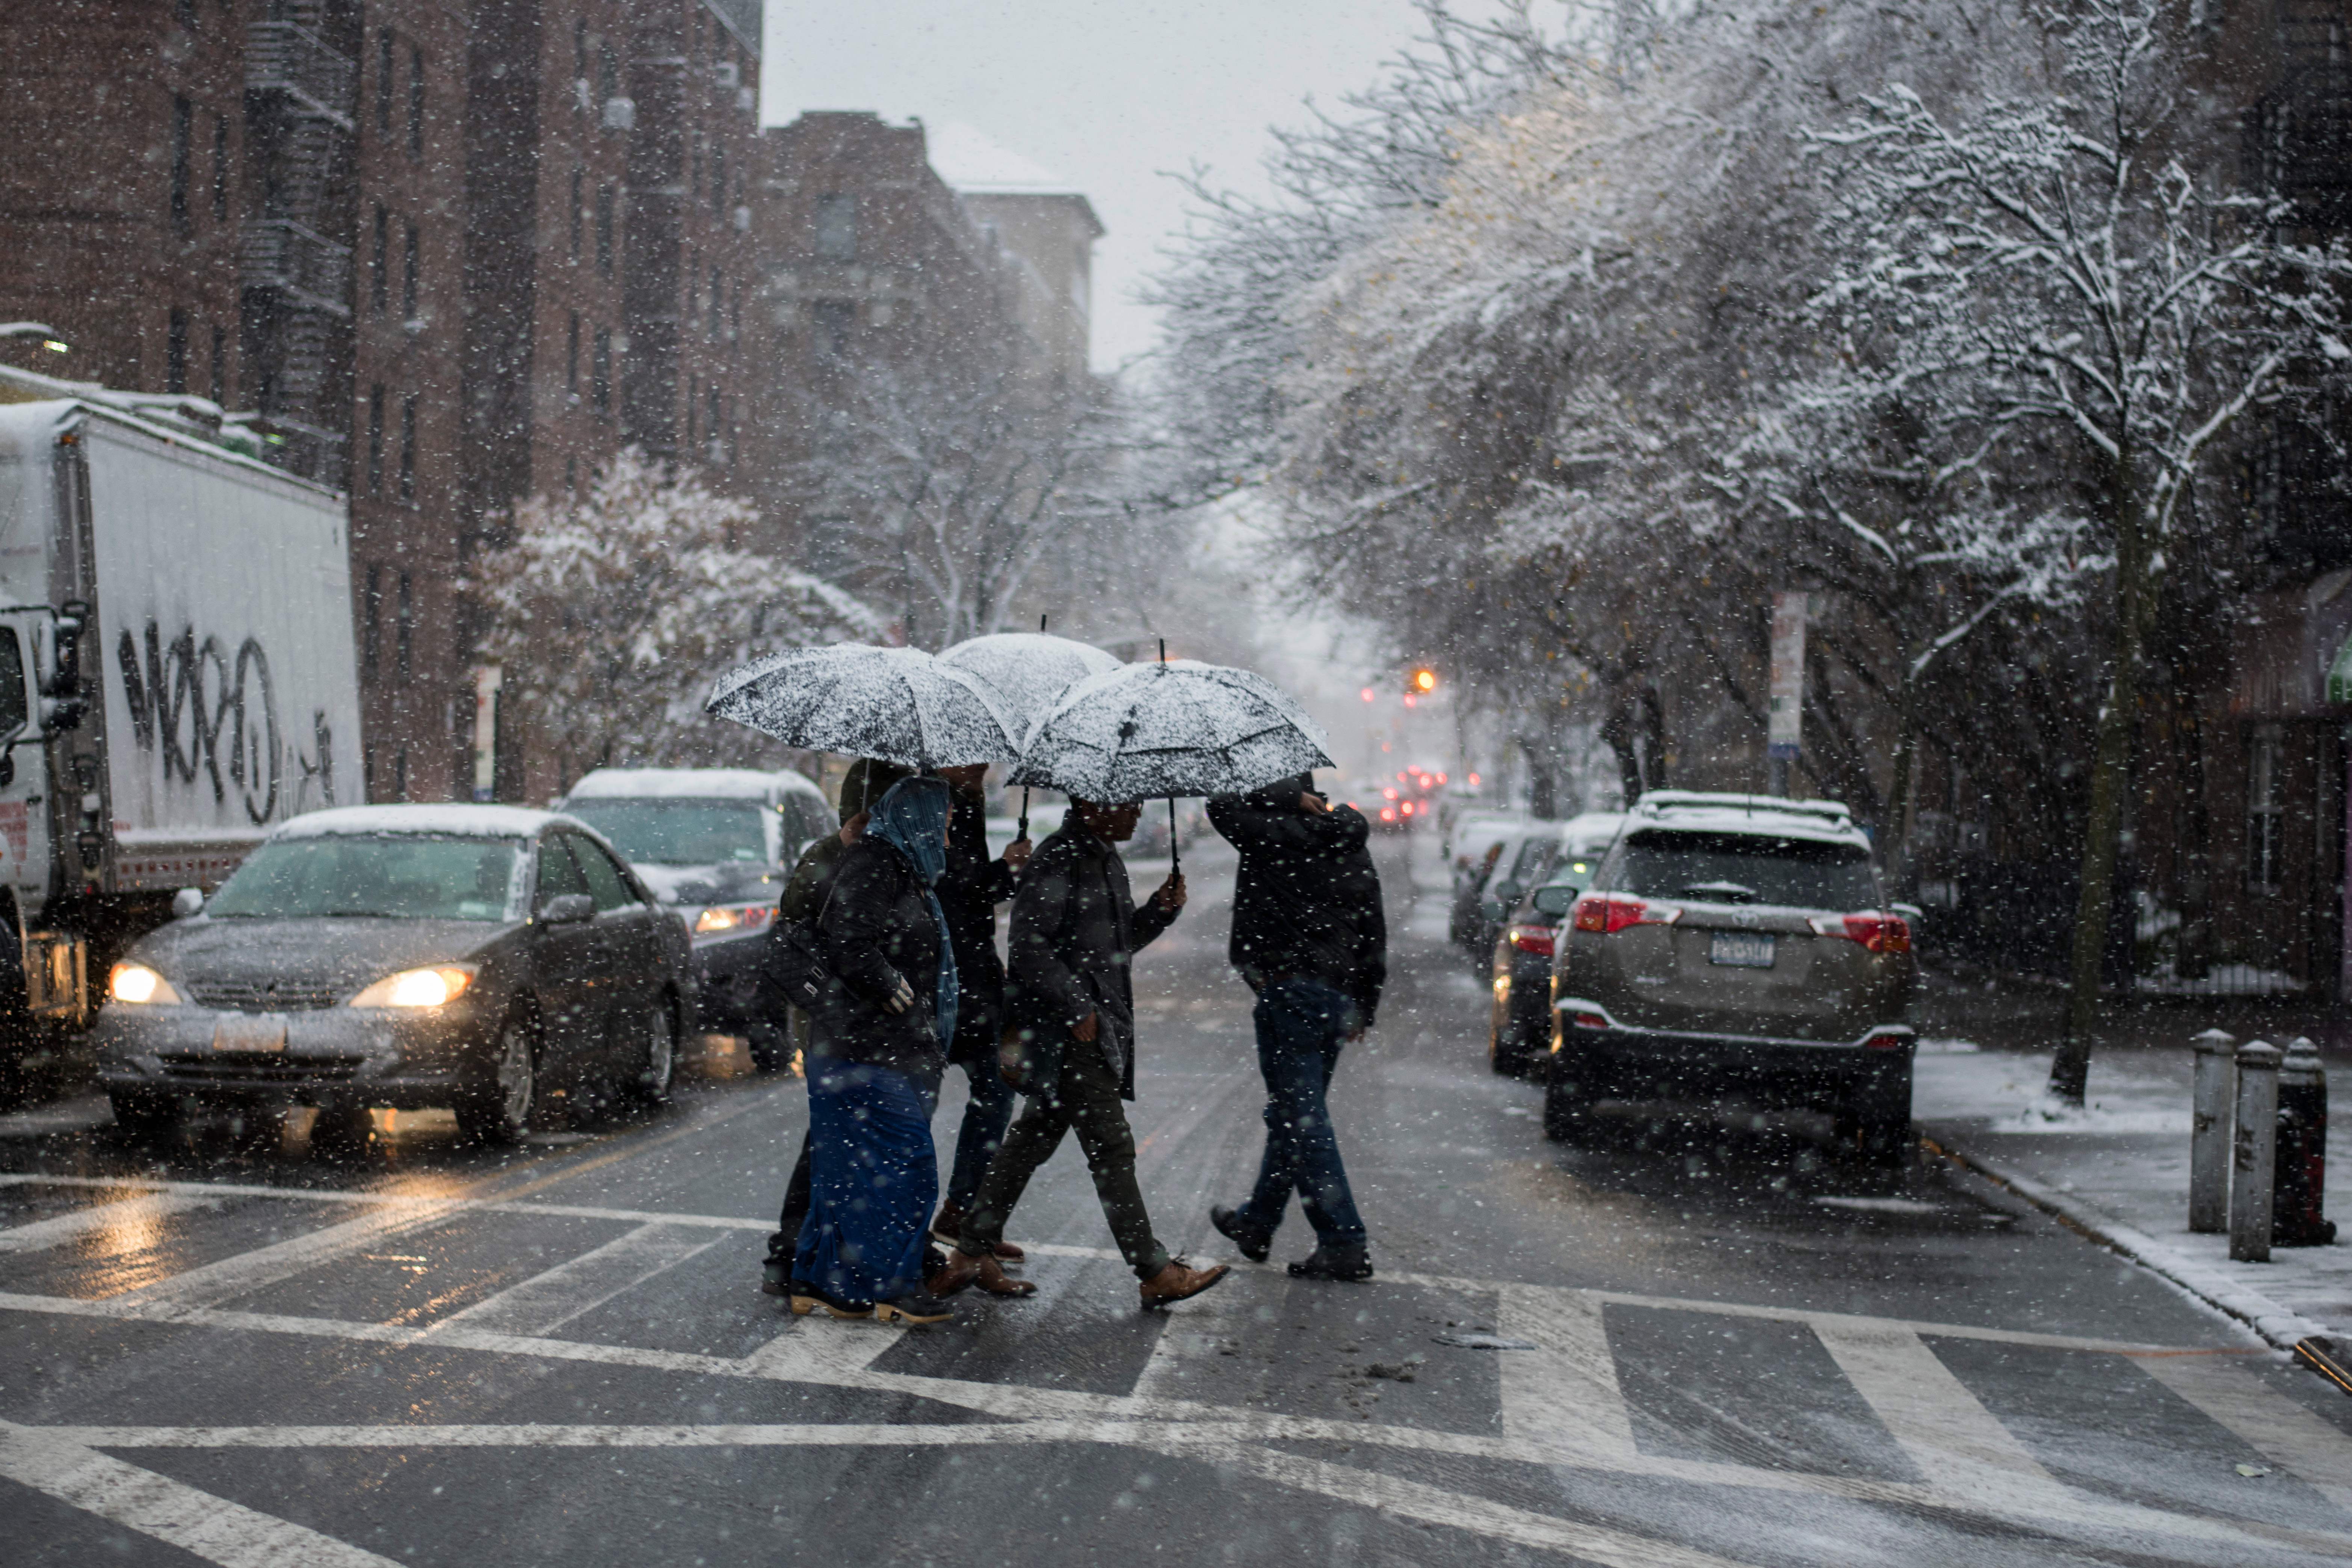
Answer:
[{"xmin": 0, "ymin": 0, "xmax": 763, "ymax": 805}]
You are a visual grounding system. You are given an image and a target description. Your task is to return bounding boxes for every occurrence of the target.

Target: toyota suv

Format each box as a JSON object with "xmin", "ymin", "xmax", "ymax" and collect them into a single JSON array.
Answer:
[{"xmin": 1544, "ymin": 792, "xmax": 1916, "ymax": 1162}]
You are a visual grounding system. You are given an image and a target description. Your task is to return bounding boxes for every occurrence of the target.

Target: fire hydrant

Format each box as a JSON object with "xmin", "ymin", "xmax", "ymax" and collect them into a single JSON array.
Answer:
[{"xmin": 2275, "ymin": 1036, "xmax": 2336, "ymax": 1247}]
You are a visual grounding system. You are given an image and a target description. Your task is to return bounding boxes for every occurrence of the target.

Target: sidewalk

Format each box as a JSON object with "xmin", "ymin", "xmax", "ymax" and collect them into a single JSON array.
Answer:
[{"xmin": 1915, "ymin": 1033, "xmax": 2352, "ymax": 1347}]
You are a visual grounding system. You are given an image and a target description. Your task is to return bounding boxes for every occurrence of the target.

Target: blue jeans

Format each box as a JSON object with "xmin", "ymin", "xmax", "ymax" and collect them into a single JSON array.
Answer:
[
  {"xmin": 1235, "ymin": 976, "xmax": 1367, "ymax": 1249},
  {"xmin": 795, "ymin": 1057, "xmax": 939, "ymax": 1305},
  {"xmin": 943, "ymin": 1054, "xmax": 1017, "ymax": 1213}
]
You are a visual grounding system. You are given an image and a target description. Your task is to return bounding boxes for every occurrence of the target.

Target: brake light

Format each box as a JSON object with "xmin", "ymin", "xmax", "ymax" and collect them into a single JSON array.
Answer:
[
  {"xmin": 1572, "ymin": 1011, "xmax": 1610, "ymax": 1030},
  {"xmin": 1571, "ymin": 894, "xmax": 1678, "ymax": 935},
  {"xmin": 1863, "ymin": 1030, "xmax": 1911, "ymax": 1051},
  {"xmin": 1381, "ymin": 807, "xmax": 1397, "ymax": 822},
  {"xmin": 1507, "ymin": 925, "xmax": 1555, "ymax": 956},
  {"xmin": 1810, "ymin": 912, "xmax": 1911, "ymax": 954},
  {"xmin": 1400, "ymin": 801, "xmax": 1414, "ymax": 816}
]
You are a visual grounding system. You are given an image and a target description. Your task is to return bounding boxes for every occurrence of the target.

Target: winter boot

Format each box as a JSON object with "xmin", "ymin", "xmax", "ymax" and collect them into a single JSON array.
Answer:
[
  {"xmin": 1210, "ymin": 1204, "xmax": 1272, "ymax": 1263},
  {"xmin": 1287, "ymin": 1244, "xmax": 1373, "ymax": 1282}
]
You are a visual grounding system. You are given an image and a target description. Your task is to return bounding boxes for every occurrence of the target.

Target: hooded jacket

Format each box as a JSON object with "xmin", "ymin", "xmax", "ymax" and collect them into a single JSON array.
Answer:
[
  {"xmin": 1003, "ymin": 820, "xmax": 1176, "ymax": 1101},
  {"xmin": 1207, "ymin": 776, "xmax": 1388, "ymax": 1029},
  {"xmin": 813, "ymin": 828, "xmax": 952, "ymax": 1088}
]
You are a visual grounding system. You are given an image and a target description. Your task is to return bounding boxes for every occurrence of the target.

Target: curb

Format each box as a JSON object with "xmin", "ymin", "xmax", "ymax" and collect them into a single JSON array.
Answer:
[{"xmin": 1928, "ymin": 1135, "xmax": 2332, "ymax": 1350}]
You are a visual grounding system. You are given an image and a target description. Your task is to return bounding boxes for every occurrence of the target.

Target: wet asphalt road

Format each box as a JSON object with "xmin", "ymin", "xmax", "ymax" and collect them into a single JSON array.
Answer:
[{"xmin": 5, "ymin": 834, "xmax": 2352, "ymax": 1566}]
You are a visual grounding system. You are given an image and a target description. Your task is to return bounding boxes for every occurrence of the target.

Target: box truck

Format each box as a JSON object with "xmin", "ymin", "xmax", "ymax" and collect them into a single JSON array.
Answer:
[{"xmin": 0, "ymin": 396, "xmax": 361, "ymax": 1077}]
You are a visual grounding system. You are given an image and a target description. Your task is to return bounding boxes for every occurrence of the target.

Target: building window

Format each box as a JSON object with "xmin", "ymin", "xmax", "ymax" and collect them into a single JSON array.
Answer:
[
  {"xmin": 166, "ymin": 309, "xmax": 189, "ymax": 394},
  {"xmin": 361, "ymin": 564, "xmax": 383, "ymax": 684},
  {"xmin": 708, "ymin": 267, "xmax": 722, "ymax": 341},
  {"xmin": 2247, "ymin": 726, "xmax": 2285, "ymax": 893},
  {"xmin": 393, "ymin": 746, "xmax": 408, "ymax": 800},
  {"xmin": 396, "ymin": 571, "xmax": 415, "ymax": 678},
  {"xmin": 814, "ymin": 193, "xmax": 856, "ymax": 261},
  {"xmin": 592, "ymin": 329, "xmax": 611, "ymax": 412},
  {"xmin": 408, "ymin": 46, "xmax": 426, "ymax": 159},
  {"xmin": 709, "ymin": 384, "xmax": 723, "ymax": 459},
  {"xmin": 398, "ymin": 395, "xmax": 417, "ymax": 504},
  {"xmin": 731, "ymin": 281, "xmax": 742, "ymax": 341},
  {"xmin": 211, "ymin": 115, "xmax": 229, "ymax": 222},
  {"xmin": 711, "ymin": 146, "xmax": 725, "ymax": 217},
  {"xmin": 177, "ymin": 0, "xmax": 196, "ymax": 28},
  {"xmin": 566, "ymin": 312, "xmax": 580, "ymax": 396},
  {"xmin": 689, "ymin": 137, "xmax": 701, "ymax": 204},
  {"xmin": 569, "ymin": 168, "xmax": 584, "ymax": 258},
  {"xmin": 686, "ymin": 374, "xmax": 698, "ymax": 446},
  {"xmin": 595, "ymin": 186, "xmax": 615, "ymax": 275},
  {"xmin": 402, "ymin": 220, "xmax": 419, "ymax": 319},
  {"xmin": 812, "ymin": 299, "xmax": 853, "ymax": 359},
  {"xmin": 565, "ymin": 455, "xmax": 577, "ymax": 491},
  {"xmin": 378, "ymin": 30, "xmax": 395, "ymax": 137},
  {"xmin": 366, "ymin": 385, "xmax": 385, "ymax": 493},
  {"xmin": 209, "ymin": 325, "xmax": 226, "ymax": 405},
  {"xmin": 574, "ymin": 18, "xmax": 589, "ymax": 101},
  {"xmin": 170, "ymin": 97, "xmax": 192, "ymax": 234},
  {"xmin": 372, "ymin": 206, "xmax": 389, "ymax": 313},
  {"xmin": 598, "ymin": 42, "xmax": 618, "ymax": 104}
]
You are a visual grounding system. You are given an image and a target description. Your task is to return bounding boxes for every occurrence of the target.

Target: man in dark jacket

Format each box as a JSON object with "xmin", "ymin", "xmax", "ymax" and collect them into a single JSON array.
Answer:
[
  {"xmin": 934, "ymin": 797, "xmax": 1229, "ymax": 1310},
  {"xmin": 1205, "ymin": 772, "xmax": 1387, "ymax": 1281},
  {"xmin": 929, "ymin": 764, "xmax": 1031, "ymax": 1250}
]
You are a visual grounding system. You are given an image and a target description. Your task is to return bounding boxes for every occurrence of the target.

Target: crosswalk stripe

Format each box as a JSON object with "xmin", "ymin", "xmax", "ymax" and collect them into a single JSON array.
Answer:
[
  {"xmin": 1499, "ymin": 1284, "xmax": 1640, "ymax": 1463},
  {"xmin": 115, "ymin": 1199, "xmax": 471, "ymax": 1315},
  {"xmin": 2140, "ymin": 1353, "xmax": 2352, "ymax": 1515},
  {"xmin": 431, "ymin": 1221, "xmax": 719, "ymax": 1338},
  {"xmin": 0, "ymin": 1418, "xmax": 397, "ymax": 1567},
  {"xmin": 1808, "ymin": 1319, "xmax": 2061, "ymax": 1500},
  {"xmin": 0, "ymin": 1190, "xmax": 219, "ymax": 1253}
]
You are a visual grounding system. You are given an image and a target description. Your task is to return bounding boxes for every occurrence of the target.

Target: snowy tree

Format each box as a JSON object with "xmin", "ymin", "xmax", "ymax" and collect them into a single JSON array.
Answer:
[
  {"xmin": 468, "ymin": 448, "xmax": 882, "ymax": 778},
  {"xmin": 1804, "ymin": 0, "xmax": 2352, "ymax": 1098}
]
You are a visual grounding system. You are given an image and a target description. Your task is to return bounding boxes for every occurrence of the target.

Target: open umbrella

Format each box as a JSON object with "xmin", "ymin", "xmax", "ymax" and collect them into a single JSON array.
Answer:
[
  {"xmin": 940, "ymin": 625, "xmax": 1121, "ymax": 837},
  {"xmin": 1008, "ymin": 654, "xmax": 1334, "ymax": 868},
  {"xmin": 704, "ymin": 643, "xmax": 1018, "ymax": 768}
]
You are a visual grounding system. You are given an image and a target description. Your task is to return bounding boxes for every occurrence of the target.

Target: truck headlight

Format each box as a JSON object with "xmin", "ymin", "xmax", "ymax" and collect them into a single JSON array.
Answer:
[
  {"xmin": 109, "ymin": 963, "xmax": 181, "ymax": 1005},
  {"xmin": 349, "ymin": 966, "xmax": 477, "ymax": 1009}
]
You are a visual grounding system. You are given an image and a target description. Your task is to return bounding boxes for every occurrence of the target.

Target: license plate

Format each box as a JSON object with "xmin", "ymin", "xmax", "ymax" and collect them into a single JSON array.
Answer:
[
  {"xmin": 1708, "ymin": 931, "xmax": 1776, "ymax": 968},
  {"xmin": 212, "ymin": 1014, "xmax": 289, "ymax": 1052}
]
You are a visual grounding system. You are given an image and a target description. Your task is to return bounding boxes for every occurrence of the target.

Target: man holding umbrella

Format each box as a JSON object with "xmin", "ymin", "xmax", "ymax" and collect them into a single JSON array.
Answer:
[{"xmin": 1207, "ymin": 773, "xmax": 1386, "ymax": 1281}]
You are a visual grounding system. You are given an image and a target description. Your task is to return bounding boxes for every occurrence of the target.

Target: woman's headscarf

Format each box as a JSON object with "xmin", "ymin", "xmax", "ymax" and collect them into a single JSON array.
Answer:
[{"xmin": 866, "ymin": 776, "xmax": 958, "ymax": 1049}]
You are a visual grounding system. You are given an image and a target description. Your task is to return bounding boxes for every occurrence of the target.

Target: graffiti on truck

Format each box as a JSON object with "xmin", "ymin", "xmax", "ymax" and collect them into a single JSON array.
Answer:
[{"xmin": 115, "ymin": 623, "xmax": 337, "ymax": 824}]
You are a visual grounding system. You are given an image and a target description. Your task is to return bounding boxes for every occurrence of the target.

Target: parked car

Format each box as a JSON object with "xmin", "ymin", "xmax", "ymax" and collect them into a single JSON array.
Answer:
[
  {"xmin": 1488, "ymin": 869, "xmax": 1588, "ymax": 1077},
  {"xmin": 557, "ymin": 768, "xmax": 835, "ymax": 1070},
  {"xmin": 1544, "ymin": 791, "xmax": 1917, "ymax": 1163},
  {"xmin": 1446, "ymin": 813, "xmax": 1527, "ymax": 947},
  {"xmin": 92, "ymin": 805, "xmax": 697, "ymax": 1150},
  {"xmin": 1461, "ymin": 825, "xmax": 1560, "ymax": 966}
]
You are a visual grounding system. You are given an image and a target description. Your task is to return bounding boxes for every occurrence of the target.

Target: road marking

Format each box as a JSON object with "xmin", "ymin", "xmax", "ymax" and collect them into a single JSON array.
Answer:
[
  {"xmin": 1808, "ymin": 1319, "xmax": 2061, "ymax": 1502},
  {"xmin": 432, "ymin": 1221, "xmax": 720, "ymax": 1338},
  {"xmin": 114, "ymin": 1198, "xmax": 472, "ymax": 1315},
  {"xmin": 1128, "ymin": 1264, "xmax": 1250, "ymax": 1403},
  {"xmin": 0, "ymin": 1418, "xmax": 399, "ymax": 1567},
  {"xmin": 2140, "ymin": 1353, "xmax": 2352, "ymax": 1515},
  {"xmin": 1500, "ymin": 1284, "xmax": 1639, "ymax": 1464},
  {"xmin": 0, "ymin": 1189, "xmax": 220, "ymax": 1253}
]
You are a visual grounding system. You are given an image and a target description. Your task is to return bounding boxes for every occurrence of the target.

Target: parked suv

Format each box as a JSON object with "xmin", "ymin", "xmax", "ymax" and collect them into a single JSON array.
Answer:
[{"xmin": 1544, "ymin": 791, "xmax": 1916, "ymax": 1162}]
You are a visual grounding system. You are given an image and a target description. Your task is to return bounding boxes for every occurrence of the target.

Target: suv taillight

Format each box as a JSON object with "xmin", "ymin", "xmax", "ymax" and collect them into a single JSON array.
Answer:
[
  {"xmin": 1572, "ymin": 894, "xmax": 1678, "ymax": 935},
  {"xmin": 1508, "ymin": 925, "xmax": 1555, "ymax": 956},
  {"xmin": 1809, "ymin": 912, "xmax": 1912, "ymax": 955}
]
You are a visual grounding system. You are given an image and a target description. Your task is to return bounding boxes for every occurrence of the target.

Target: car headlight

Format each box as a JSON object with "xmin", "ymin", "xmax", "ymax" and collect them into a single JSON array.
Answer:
[
  {"xmin": 348, "ymin": 966, "xmax": 477, "ymax": 1009},
  {"xmin": 692, "ymin": 903, "xmax": 776, "ymax": 939},
  {"xmin": 109, "ymin": 962, "xmax": 181, "ymax": 1005}
]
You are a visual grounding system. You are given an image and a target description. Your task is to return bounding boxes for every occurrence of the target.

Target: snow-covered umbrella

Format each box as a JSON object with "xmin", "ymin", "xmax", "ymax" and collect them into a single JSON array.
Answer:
[
  {"xmin": 704, "ymin": 643, "xmax": 1018, "ymax": 768},
  {"xmin": 1009, "ymin": 654, "xmax": 1335, "ymax": 867},
  {"xmin": 939, "ymin": 628, "xmax": 1122, "ymax": 837}
]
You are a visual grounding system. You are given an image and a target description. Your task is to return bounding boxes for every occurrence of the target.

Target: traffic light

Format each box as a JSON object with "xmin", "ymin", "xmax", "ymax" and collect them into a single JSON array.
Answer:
[{"xmin": 1406, "ymin": 666, "xmax": 1437, "ymax": 696}]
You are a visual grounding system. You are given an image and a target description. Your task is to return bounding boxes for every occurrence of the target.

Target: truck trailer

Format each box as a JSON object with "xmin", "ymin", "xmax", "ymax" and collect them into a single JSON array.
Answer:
[{"xmin": 0, "ymin": 396, "xmax": 361, "ymax": 1078}]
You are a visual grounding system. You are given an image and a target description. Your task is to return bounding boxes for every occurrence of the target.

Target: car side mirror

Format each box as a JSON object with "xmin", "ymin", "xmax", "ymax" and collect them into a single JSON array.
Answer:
[
  {"xmin": 537, "ymin": 892, "xmax": 595, "ymax": 925},
  {"xmin": 172, "ymin": 887, "xmax": 204, "ymax": 919},
  {"xmin": 1531, "ymin": 885, "xmax": 1578, "ymax": 918}
]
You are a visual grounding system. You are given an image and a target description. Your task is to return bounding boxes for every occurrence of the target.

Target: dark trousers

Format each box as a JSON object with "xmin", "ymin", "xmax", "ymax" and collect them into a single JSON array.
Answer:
[
  {"xmin": 1234, "ymin": 976, "xmax": 1367, "ymax": 1249},
  {"xmin": 958, "ymin": 1042, "xmax": 1170, "ymax": 1280},
  {"xmin": 943, "ymin": 1053, "xmax": 1017, "ymax": 1213}
]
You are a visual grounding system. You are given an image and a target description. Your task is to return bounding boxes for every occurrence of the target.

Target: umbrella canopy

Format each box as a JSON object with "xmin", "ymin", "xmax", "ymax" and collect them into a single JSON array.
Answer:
[
  {"xmin": 937, "ymin": 632, "xmax": 1121, "ymax": 737},
  {"xmin": 1008, "ymin": 659, "xmax": 1335, "ymax": 801},
  {"xmin": 705, "ymin": 643, "xmax": 1018, "ymax": 768}
]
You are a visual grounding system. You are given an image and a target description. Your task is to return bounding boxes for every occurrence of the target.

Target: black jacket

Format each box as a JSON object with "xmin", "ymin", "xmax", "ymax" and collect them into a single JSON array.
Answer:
[
  {"xmin": 939, "ymin": 790, "xmax": 1017, "ymax": 1063},
  {"xmin": 811, "ymin": 837, "xmax": 949, "ymax": 1087},
  {"xmin": 1207, "ymin": 786, "xmax": 1387, "ymax": 1029},
  {"xmin": 1005, "ymin": 823, "xmax": 1176, "ymax": 1101}
]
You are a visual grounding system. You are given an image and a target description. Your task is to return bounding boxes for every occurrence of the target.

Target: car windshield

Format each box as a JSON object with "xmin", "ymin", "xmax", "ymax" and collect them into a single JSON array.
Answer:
[
  {"xmin": 562, "ymin": 799, "xmax": 770, "ymax": 867},
  {"xmin": 205, "ymin": 835, "xmax": 522, "ymax": 921},
  {"xmin": 1614, "ymin": 830, "xmax": 1879, "ymax": 910}
]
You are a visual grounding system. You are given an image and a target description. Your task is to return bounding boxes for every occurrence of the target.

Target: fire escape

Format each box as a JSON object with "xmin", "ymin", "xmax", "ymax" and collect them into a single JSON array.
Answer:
[{"xmin": 242, "ymin": 5, "xmax": 357, "ymax": 489}]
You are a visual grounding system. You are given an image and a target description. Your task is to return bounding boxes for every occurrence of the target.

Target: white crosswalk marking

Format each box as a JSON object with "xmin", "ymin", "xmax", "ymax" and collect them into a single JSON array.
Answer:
[
  {"xmin": 1129, "ymin": 1267, "xmax": 1251, "ymax": 1402},
  {"xmin": 2140, "ymin": 1353, "xmax": 2352, "ymax": 1516},
  {"xmin": 0, "ymin": 1418, "xmax": 399, "ymax": 1567},
  {"xmin": 1499, "ymin": 1283, "xmax": 1640, "ymax": 1464},
  {"xmin": 116, "ymin": 1199, "xmax": 470, "ymax": 1315},
  {"xmin": 0, "ymin": 1190, "xmax": 218, "ymax": 1253},
  {"xmin": 1808, "ymin": 1319, "xmax": 2061, "ymax": 1500},
  {"xmin": 433, "ymin": 1221, "xmax": 719, "ymax": 1337}
]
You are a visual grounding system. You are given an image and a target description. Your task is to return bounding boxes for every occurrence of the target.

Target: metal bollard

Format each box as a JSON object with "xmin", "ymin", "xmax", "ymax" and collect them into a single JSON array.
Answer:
[
  {"xmin": 2231, "ymin": 1041, "xmax": 2283, "ymax": 1263},
  {"xmin": 2189, "ymin": 1029, "xmax": 2236, "ymax": 1233},
  {"xmin": 2275, "ymin": 1037, "xmax": 2336, "ymax": 1247}
]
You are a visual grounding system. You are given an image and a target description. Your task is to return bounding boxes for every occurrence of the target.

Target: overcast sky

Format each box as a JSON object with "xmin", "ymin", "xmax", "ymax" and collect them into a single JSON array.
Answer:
[{"xmin": 759, "ymin": 2, "xmax": 1501, "ymax": 375}]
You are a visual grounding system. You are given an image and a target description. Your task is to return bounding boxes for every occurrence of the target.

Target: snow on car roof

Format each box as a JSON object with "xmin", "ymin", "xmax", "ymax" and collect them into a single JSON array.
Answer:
[
  {"xmin": 271, "ymin": 805, "xmax": 568, "ymax": 840},
  {"xmin": 1556, "ymin": 811, "xmax": 1625, "ymax": 852},
  {"xmin": 1626, "ymin": 791, "xmax": 1867, "ymax": 847},
  {"xmin": 563, "ymin": 767, "xmax": 825, "ymax": 802}
]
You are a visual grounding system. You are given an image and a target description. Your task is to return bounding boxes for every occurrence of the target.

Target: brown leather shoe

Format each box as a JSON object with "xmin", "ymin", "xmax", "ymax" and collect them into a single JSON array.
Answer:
[
  {"xmin": 932, "ymin": 1204, "xmax": 1026, "ymax": 1262},
  {"xmin": 929, "ymin": 1249, "xmax": 1038, "ymax": 1298},
  {"xmin": 1139, "ymin": 1257, "xmax": 1230, "ymax": 1310}
]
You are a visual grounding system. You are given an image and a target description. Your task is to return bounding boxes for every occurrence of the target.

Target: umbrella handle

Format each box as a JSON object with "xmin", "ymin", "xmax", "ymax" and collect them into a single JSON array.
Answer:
[
  {"xmin": 1169, "ymin": 796, "xmax": 1180, "ymax": 873},
  {"xmin": 1019, "ymin": 786, "xmax": 1030, "ymax": 843}
]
